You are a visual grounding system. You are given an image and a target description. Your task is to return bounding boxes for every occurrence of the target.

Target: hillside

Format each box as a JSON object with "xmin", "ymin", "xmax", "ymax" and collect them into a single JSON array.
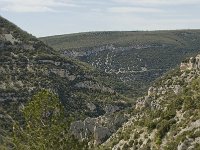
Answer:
[
  {"xmin": 2, "ymin": 16, "xmax": 200, "ymax": 149},
  {"xmin": 0, "ymin": 17, "xmax": 132, "ymax": 148},
  {"xmin": 98, "ymin": 54, "xmax": 200, "ymax": 150},
  {"xmin": 40, "ymin": 30, "xmax": 200, "ymax": 97}
]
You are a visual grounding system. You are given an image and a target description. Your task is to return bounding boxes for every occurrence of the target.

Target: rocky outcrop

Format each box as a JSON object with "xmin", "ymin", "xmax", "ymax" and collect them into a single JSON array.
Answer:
[
  {"xmin": 70, "ymin": 117, "xmax": 112, "ymax": 145},
  {"xmin": 180, "ymin": 54, "xmax": 200, "ymax": 71},
  {"xmin": 70, "ymin": 111, "xmax": 128, "ymax": 145},
  {"xmin": 1, "ymin": 34, "xmax": 20, "ymax": 44}
]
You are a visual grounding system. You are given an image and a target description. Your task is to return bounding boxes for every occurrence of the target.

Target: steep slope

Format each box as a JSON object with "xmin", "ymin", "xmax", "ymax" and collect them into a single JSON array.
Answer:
[
  {"xmin": 99, "ymin": 54, "xmax": 200, "ymax": 150},
  {"xmin": 0, "ymin": 16, "xmax": 131, "ymax": 146},
  {"xmin": 40, "ymin": 31, "xmax": 200, "ymax": 98}
]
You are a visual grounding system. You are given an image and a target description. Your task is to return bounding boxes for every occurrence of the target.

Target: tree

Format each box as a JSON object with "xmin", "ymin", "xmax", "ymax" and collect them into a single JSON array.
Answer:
[{"xmin": 12, "ymin": 90, "xmax": 88, "ymax": 150}]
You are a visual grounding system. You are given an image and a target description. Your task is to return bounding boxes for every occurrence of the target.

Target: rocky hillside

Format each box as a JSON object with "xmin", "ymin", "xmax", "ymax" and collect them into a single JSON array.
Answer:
[
  {"xmin": 98, "ymin": 53, "xmax": 200, "ymax": 150},
  {"xmin": 40, "ymin": 31, "xmax": 200, "ymax": 98},
  {"xmin": 2, "ymin": 16, "xmax": 200, "ymax": 149},
  {"xmin": 0, "ymin": 16, "xmax": 132, "ymax": 147}
]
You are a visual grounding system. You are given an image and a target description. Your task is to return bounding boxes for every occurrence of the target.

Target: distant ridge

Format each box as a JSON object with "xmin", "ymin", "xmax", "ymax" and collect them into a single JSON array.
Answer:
[{"xmin": 40, "ymin": 29, "xmax": 200, "ymax": 97}]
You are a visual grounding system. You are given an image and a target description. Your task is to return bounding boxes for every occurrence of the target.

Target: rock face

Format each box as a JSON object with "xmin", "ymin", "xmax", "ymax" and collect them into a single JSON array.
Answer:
[
  {"xmin": 70, "ymin": 110, "xmax": 129, "ymax": 145},
  {"xmin": 70, "ymin": 118, "xmax": 112, "ymax": 145},
  {"xmin": 70, "ymin": 100, "xmax": 131, "ymax": 146},
  {"xmin": 180, "ymin": 54, "xmax": 200, "ymax": 71}
]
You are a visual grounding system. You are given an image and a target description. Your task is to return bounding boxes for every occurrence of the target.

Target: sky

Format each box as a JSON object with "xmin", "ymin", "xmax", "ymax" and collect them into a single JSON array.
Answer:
[{"xmin": 0, "ymin": 0, "xmax": 200, "ymax": 37}]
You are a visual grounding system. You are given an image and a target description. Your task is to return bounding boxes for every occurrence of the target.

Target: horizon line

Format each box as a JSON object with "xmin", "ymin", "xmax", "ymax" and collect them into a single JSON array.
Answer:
[{"xmin": 39, "ymin": 28, "xmax": 200, "ymax": 38}]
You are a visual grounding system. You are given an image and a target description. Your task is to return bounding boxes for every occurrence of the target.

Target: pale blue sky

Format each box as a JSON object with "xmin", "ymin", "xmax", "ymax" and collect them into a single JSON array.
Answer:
[{"xmin": 0, "ymin": 0, "xmax": 200, "ymax": 37}]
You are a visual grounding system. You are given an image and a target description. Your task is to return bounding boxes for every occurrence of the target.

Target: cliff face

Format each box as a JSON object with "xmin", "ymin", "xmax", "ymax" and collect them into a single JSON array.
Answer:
[
  {"xmin": 180, "ymin": 54, "xmax": 200, "ymax": 71},
  {"xmin": 100, "ymin": 53, "xmax": 200, "ymax": 150},
  {"xmin": 70, "ymin": 112, "xmax": 128, "ymax": 146}
]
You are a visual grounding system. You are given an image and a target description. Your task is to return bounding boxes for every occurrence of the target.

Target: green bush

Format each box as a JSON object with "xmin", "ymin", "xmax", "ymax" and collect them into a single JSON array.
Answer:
[{"xmin": 156, "ymin": 120, "xmax": 171, "ymax": 139}]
